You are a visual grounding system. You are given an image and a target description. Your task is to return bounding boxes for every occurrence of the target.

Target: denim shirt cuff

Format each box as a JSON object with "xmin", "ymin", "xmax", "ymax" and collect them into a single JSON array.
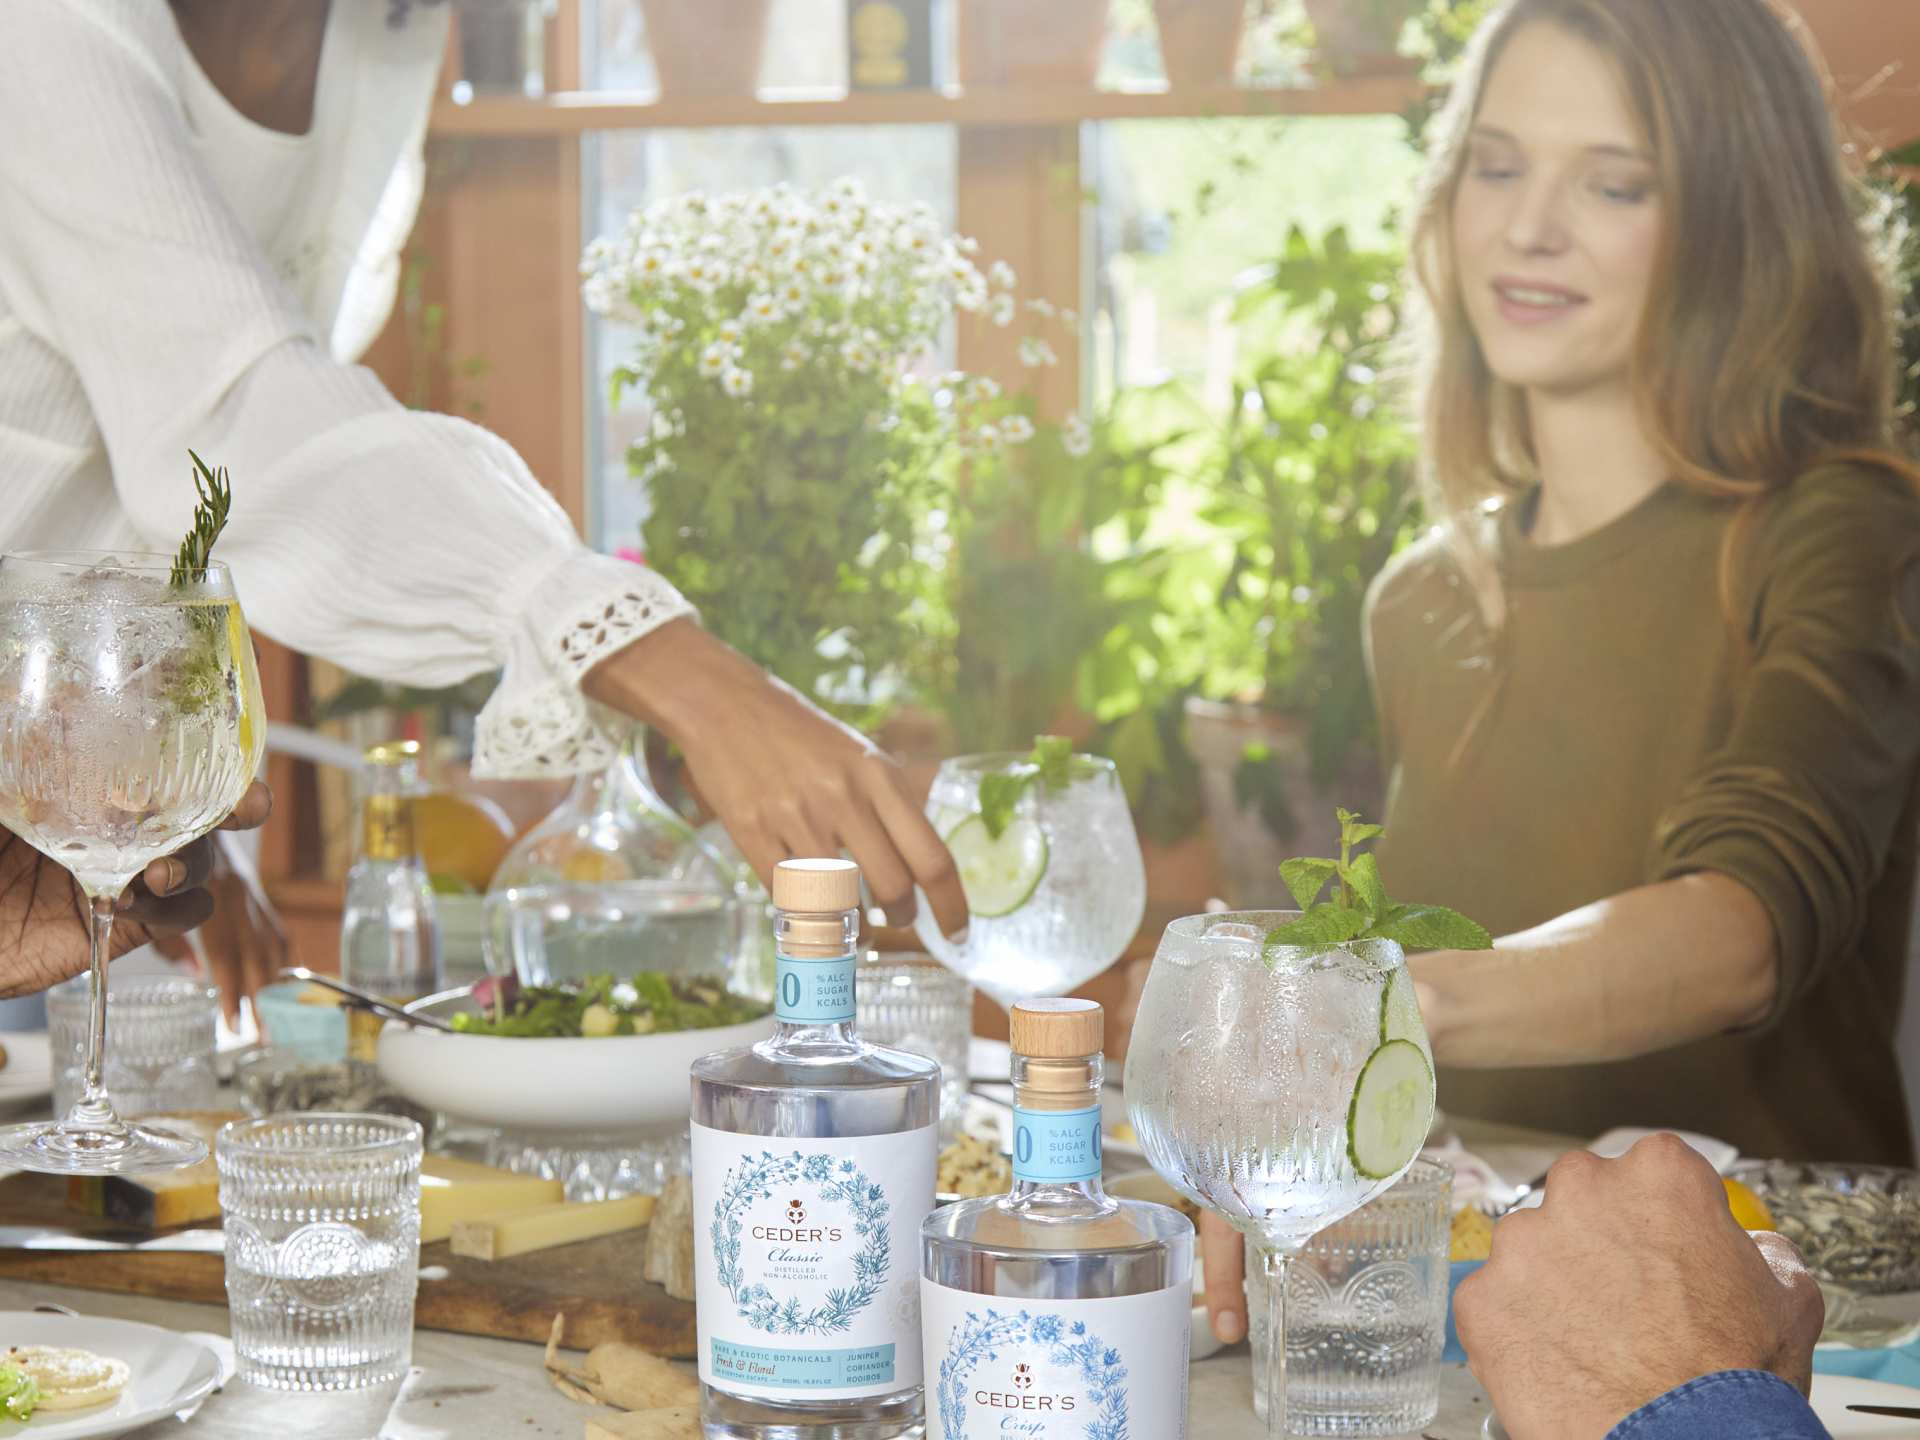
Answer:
[{"xmin": 1608, "ymin": 1370, "xmax": 1824, "ymax": 1440}]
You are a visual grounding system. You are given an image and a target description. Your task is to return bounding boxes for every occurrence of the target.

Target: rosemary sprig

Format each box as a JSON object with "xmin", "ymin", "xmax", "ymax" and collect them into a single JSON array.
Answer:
[{"xmin": 169, "ymin": 450, "xmax": 232, "ymax": 587}]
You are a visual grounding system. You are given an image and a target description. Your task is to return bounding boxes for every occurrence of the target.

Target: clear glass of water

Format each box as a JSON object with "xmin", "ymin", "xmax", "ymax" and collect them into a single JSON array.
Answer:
[
  {"xmin": 913, "ymin": 752, "xmax": 1147, "ymax": 1007},
  {"xmin": 48, "ymin": 975, "xmax": 217, "ymax": 1118},
  {"xmin": 216, "ymin": 1113, "xmax": 423, "ymax": 1391},
  {"xmin": 856, "ymin": 953, "xmax": 973, "ymax": 1142},
  {"xmin": 1248, "ymin": 1159, "xmax": 1453, "ymax": 1435}
]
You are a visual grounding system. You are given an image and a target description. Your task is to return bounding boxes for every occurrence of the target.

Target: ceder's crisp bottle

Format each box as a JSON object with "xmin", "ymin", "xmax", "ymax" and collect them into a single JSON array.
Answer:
[
  {"xmin": 691, "ymin": 859, "xmax": 940, "ymax": 1438},
  {"xmin": 920, "ymin": 999, "xmax": 1194, "ymax": 1439}
]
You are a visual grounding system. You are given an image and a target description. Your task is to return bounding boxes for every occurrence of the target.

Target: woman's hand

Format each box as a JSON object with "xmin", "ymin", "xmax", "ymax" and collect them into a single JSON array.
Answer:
[
  {"xmin": 0, "ymin": 780, "xmax": 273, "ymax": 999},
  {"xmin": 585, "ymin": 618, "xmax": 969, "ymax": 937},
  {"xmin": 1199, "ymin": 1211, "xmax": 1248, "ymax": 1347}
]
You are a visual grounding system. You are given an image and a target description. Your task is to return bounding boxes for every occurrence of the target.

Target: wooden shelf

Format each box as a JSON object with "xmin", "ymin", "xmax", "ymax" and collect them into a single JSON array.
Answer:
[{"xmin": 429, "ymin": 75, "xmax": 1432, "ymax": 138}]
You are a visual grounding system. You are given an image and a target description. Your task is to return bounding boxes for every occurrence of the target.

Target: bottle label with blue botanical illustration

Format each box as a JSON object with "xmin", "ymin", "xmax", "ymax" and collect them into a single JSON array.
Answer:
[
  {"xmin": 919, "ymin": 1280, "xmax": 1191, "ymax": 1438},
  {"xmin": 774, "ymin": 947, "xmax": 857, "ymax": 1025},
  {"xmin": 692, "ymin": 1122, "xmax": 936, "ymax": 1401}
]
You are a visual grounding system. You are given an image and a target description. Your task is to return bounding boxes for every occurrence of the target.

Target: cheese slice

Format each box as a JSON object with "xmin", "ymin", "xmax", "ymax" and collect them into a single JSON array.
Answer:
[
  {"xmin": 65, "ymin": 1112, "xmax": 234, "ymax": 1228},
  {"xmin": 419, "ymin": 1155, "xmax": 565, "ymax": 1245},
  {"xmin": 450, "ymin": 1192, "xmax": 655, "ymax": 1261}
]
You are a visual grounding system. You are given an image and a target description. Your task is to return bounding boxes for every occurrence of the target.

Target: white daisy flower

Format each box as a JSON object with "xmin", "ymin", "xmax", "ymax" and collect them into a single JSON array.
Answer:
[
  {"xmin": 971, "ymin": 375, "xmax": 1003, "ymax": 400},
  {"xmin": 781, "ymin": 341, "xmax": 809, "ymax": 371},
  {"xmin": 1000, "ymin": 414, "xmax": 1035, "ymax": 444},
  {"xmin": 717, "ymin": 320, "xmax": 744, "ymax": 346},
  {"xmin": 1063, "ymin": 413, "xmax": 1093, "ymax": 457},
  {"xmin": 989, "ymin": 259, "xmax": 1017, "ymax": 290},
  {"xmin": 722, "ymin": 366, "xmax": 754, "ymax": 398},
  {"xmin": 745, "ymin": 292, "xmax": 781, "ymax": 324},
  {"xmin": 699, "ymin": 343, "xmax": 729, "ymax": 378},
  {"xmin": 973, "ymin": 422, "xmax": 1003, "ymax": 450},
  {"xmin": 1019, "ymin": 337, "xmax": 1060, "ymax": 368},
  {"xmin": 990, "ymin": 293, "xmax": 1017, "ymax": 328}
]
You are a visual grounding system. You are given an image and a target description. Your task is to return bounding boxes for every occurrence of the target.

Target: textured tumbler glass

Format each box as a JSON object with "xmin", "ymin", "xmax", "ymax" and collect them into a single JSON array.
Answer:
[
  {"xmin": 1248, "ymin": 1159, "xmax": 1452, "ymax": 1435},
  {"xmin": 49, "ymin": 974, "xmax": 217, "ymax": 1118},
  {"xmin": 855, "ymin": 952, "xmax": 972, "ymax": 1142},
  {"xmin": 216, "ymin": 1113, "xmax": 423, "ymax": 1391}
]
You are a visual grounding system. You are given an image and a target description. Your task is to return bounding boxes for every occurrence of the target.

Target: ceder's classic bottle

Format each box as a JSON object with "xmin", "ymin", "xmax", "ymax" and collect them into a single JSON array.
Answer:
[
  {"xmin": 691, "ymin": 859, "xmax": 940, "ymax": 1438},
  {"xmin": 920, "ymin": 999, "xmax": 1194, "ymax": 1439}
]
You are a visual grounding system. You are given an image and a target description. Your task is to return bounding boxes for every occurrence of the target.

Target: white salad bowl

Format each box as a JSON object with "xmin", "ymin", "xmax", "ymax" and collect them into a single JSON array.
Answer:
[{"xmin": 377, "ymin": 992, "xmax": 775, "ymax": 1135}]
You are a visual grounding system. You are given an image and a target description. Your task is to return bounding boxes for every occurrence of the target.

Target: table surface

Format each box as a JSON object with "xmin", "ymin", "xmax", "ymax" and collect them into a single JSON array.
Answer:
[
  {"xmin": 0, "ymin": 1279, "xmax": 1499, "ymax": 1440},
  {"xmin": 0, "ymin": 1099, "xmax": 1567, "ymax": 1440}
]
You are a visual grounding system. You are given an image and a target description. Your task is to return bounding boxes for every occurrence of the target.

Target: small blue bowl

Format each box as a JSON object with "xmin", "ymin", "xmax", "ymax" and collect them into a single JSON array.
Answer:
[
  {"xmin": 1443, "ymin": 1260, "xmax": 1486, "ymax": 1364},
  {"xmin": 252, "ymin": 980, "xmax": 348, "ymax": 1064}
]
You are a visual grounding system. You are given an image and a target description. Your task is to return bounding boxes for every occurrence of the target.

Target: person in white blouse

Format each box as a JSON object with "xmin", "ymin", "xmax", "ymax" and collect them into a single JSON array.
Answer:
[{"xmin": 0, "ymin": 0, "xmax": 969, "ymax": 1001}]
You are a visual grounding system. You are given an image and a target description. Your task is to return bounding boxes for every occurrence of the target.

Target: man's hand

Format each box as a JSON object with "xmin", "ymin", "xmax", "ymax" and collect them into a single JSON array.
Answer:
[
  {"xmin": 585, "ymin": 618, "xmax": 968, "ymax": 937},
  {"xmin": 0, "ymin": 780, "xmax": 273, "ymax": 997},
  {"xmin": 1454, "ymin": 1134, "xmax": 1825, "ymax": 1440}
]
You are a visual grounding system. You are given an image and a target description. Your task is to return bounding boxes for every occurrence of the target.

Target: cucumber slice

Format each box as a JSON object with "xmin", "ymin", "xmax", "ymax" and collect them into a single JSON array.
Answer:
[
  {"xmin": 1380, "ymin": 967, "xmax": 1425, "ymax": 1046},
  {"xmin": 946, "ymin": 813, "xmax": 1049, "ymax": 918},
  {"xmin": 930, "ymin": 804, "xmax": 972, "ymax": 841},
  {"xmin": 1346, "ymin": 1039, "xmax": 1436, "ymax": 1181}
]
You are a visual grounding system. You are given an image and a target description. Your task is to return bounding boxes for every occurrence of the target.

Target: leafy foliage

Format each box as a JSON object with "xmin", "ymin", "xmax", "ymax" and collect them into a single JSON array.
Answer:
[
  {"xmin": 1180, "ymin": 225, "xmax": 1421, "ymax": 787},
  {"xmin": 1265, "ymin": 808, "xmax": 1491, "ymax": 958}
]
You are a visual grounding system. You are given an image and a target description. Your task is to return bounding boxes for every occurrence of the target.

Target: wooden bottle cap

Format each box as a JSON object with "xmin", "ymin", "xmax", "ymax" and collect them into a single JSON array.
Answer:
[
  {"xmin": 1010, "ymin": 998, "xmax": 1103, "ymax": 1059},
  {"xmin": 773, "ymin": 858, "xmax": 862, "ymax": 913}
]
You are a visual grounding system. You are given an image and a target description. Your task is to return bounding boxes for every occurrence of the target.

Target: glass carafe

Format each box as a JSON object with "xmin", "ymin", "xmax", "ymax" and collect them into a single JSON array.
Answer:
[{"xmin": 483, "ymin": 730, "xmax": 742, "ymax": 989}]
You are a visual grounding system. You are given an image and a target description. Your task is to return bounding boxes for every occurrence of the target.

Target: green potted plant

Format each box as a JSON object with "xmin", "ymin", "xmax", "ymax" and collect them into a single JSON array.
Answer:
[
  {"xmin": 582, "ymin": 177, "xmax": 1058, "ymax": 725},
  {"xmin": 1177, "ymin": 223, "xmax": 1421, "ymax": 905},
  {"xmin": 1152, "ymin": 0, "xmax": 1249, "ymax": 88},
  {"xmin": 640, "ymin": 0, "xmax": 773, "ymax": 99},
  {"xmin": 956, "ymin": 0, "xmax": 1113, "ymax": 90},
  {"xmin": 1301, "ymin": 0, "xmax": 1423, "ymax": 76},
  {"xmin": 921, "ymin": 394, "xmax": 1216, "ymax": 898}
]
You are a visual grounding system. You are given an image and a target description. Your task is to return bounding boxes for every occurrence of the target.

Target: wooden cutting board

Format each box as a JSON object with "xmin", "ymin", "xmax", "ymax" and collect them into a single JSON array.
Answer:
[{"xmin": 0, "ymin": 1170, "xmax": 695, "ymax": 1356}]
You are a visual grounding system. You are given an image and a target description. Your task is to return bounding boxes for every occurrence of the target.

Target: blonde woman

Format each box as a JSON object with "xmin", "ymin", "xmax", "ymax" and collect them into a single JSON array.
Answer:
[{"xmin": 1201, "ymin": 0, "xmax": 1920, "ymax": 1343}]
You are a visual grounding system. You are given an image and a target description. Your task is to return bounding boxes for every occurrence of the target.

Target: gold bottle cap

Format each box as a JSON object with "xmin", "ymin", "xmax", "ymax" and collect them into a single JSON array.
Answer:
[
  {"xmin": 773, "ymin": 858, "xmax": 861, "ymax": 913},
  {"xmin": 364, "ymin": 739, "xmax": 421, "ymax": 767},
  {"xmin": 1010, "ymin": 998, "xmax": 1103, "ymax": 1059}
]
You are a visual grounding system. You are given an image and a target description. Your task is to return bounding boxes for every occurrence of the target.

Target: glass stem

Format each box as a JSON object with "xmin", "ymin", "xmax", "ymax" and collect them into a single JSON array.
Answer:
[
  {"xmin": 1264, "ymin": 1244, "xmax": 1290, "ymax": 1440},
  {"xmin": 69, "ymin": 893, "xmax": 119, "ymax": 1131}
]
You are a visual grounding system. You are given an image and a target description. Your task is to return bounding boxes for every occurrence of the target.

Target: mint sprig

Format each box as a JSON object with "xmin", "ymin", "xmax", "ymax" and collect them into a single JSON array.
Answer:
[
  {"xmin": 978, "ymin": 734, "xmax": 1085, "ymax": 839},
  {"xmin": 1266, "ymin": 808, "xmax": 1492, "ymax": 962}
]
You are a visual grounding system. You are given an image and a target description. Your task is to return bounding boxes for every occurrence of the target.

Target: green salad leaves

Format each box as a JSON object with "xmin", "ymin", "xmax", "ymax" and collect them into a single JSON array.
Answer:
[{"xmin": 450, "ymin": 972, "xmax": 769, "ymax": 1038}]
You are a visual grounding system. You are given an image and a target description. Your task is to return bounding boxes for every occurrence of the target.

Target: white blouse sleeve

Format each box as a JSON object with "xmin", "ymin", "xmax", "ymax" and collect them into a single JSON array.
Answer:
[{"xmin": 0, "ymin": 0, "xmax": 693, "ymax": 778}]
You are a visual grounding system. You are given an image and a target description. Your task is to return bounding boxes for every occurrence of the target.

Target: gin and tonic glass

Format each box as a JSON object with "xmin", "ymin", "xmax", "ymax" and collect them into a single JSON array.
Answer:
[
  {"xmin": 913, "ymin": 751, "xmax": 1146, "ymax": 1006},
  {"xmin": 0, "ymin": 551, "xmax": 263, "ymax": 1172},
  {"xmin": 1123, "ymin": 912, "xmax": 1436, "ymax": 1438}
]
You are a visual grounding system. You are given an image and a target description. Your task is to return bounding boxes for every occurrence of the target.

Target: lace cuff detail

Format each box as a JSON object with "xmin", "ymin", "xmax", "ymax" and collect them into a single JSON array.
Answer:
[{"xmin": 471, "ymin": 550, "xmax": 696, "ymax": 779}]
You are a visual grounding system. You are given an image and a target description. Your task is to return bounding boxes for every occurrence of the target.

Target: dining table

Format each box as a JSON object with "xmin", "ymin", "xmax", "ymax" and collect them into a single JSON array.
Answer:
[{"xmin": 0, "ymin": 1118, "xmax": 1581, "ymax": 1440}]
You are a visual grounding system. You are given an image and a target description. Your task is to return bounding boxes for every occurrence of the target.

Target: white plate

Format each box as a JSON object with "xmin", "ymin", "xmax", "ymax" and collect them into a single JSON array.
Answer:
[
  {"xmin": 0, "ymin": 1033, "xmax": 53, "ymax": 1115},
  {"xmin": 377, "ymin": 995, "xmax": 776, "ymax": 1135},
  {"xmin": 0, "ymin": 1313, "xmax": 224, "ymax": 1438},
  {"xmin": 1485, "ymin": 1374, "xmax": 1920, "ymax": 1438}
]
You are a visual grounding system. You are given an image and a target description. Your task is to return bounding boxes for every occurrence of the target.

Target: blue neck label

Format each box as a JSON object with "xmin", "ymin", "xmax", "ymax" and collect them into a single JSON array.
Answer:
[
  {"xmin": 776, "ymin": 949, "xmax": 856, "ymax": 1025},
  {"xmin": 1012, "ymin": 1103, "xmax": 1102, "ymax": 1183}
]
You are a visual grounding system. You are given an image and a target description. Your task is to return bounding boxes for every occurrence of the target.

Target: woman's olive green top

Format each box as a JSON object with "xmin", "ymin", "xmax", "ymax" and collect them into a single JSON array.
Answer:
[{"xmin": 1365, "ymin": 466, "xmax": 1920, "ymax": 1164}]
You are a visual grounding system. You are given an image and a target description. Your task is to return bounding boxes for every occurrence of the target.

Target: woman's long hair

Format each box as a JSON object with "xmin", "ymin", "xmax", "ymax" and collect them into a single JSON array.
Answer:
[{"xmin": 1406, "ymin": 0, "xmax": 1915, "ymax": 633}]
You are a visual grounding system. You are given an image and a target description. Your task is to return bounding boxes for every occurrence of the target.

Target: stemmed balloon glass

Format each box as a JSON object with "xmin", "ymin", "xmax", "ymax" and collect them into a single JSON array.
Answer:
[
  {"xmin": 1124, "ymin": 911, "xmax": 1436, "ymax": 1437},
  {"xmin": 0, "ymin": 552, "xmax": 263, "ymax": 1172},
  {"xmin": 913, "ymin": 751, "xmax": 1146, "ymax": 1006}
]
